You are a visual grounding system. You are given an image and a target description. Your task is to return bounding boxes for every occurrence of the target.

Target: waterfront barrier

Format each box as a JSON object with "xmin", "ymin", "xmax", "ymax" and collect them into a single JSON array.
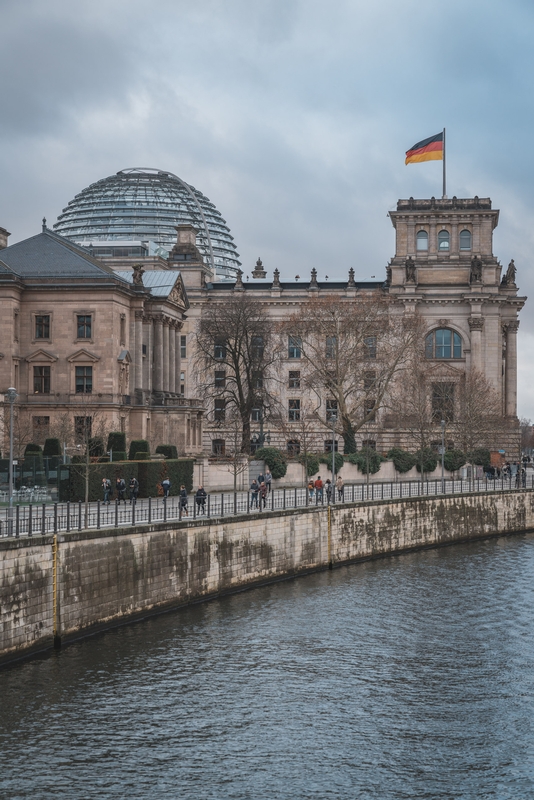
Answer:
[{"xmin": 2, "ymin": 487, "xmax": 534, "ymax": 666}]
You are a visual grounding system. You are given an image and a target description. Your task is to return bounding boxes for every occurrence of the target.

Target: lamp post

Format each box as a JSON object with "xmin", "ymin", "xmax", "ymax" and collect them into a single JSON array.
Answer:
[
  {"xmin": 6, "ymin": 387, "xmax": 17, "ymax": 536},
  {"xmin": 441, "ymin": 418, "xmax": 445, "ymax": 493},
  {"xmin": 331, "ymin": 411, "xmax": 337, "ymax": 502}
]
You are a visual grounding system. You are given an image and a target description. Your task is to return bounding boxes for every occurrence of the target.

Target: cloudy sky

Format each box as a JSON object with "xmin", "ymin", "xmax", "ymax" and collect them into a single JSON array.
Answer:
[{"xmin": 1, "ymin": 0, "xmax": 534, "ymax": 415}]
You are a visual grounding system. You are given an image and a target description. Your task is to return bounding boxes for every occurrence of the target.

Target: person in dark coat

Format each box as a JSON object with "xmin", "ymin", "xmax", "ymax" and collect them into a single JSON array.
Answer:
[
  {"xmin": 195, "ymin": 485, "xmax": 207, "ymax": 514},
  {"xmin": 180, "ymin": 484, "xmax": 189, "ymax": 516}
]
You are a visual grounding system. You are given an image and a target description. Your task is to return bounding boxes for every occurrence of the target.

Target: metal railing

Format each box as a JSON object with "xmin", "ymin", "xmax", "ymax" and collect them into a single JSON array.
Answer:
[{"xmin": 0, "ymin": 474, "xmax": 531, "ymax": 539}]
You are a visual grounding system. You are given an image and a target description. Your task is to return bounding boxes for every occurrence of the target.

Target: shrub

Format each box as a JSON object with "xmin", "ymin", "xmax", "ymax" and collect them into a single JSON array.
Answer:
[
  {"xmin": 43, "ymin": 438, "xmax": 62, "ymax": 457},
  {"xmin": 255, "ymin": 447, "xmax": 287, "ymax": 479},
  {"xmin": 468, "ymin": 448, "xmax": 491, "ymax": 468},
  {"xmin": 347, "ymin": 448, "xmax": 383, "ymax": 475},
  {"xmin": 320, "ymin": 451, "xmax": 345, "ymax": 474},
  {"xmin": 88, "ymin": 437, "xmax": 104, "ymax": 457},
  {"xmin": 156, "ymin": 445, "xmax": 178, "ymax": 459},
  {"xmin": 415, "ymin": 448, "xmax": 438, "ymax": 474},
  {"xmin": 24, "ymin": 443, "xmax": 42, "ymax": 455},
  {"xmin": 134, "ymin": 451, "xmax": 150, "ymax": 460},
  {"xmin": 110, "ymin": 451, "xmax": 128, "ymax": 462},
  {"xmin": 137, "ymin": 459, "xmax": 194, "ymax": 497},
  {"xmin": 299, "ymin": 453, "xmax": 321, "ymax": 477},
  {"xmin": 443, "ymin": 449, "xmax": 466, "ymax": 472},
  {"xmin": 107, "ymin": 432, "xmax": 126, "ymax": 454},
  {"xmin": 387, "ymin": 448, "xmax": 416, "ymax": 473},
  {"xmin": 129, "ymin": 439, "xmax": 150, "ymax": 460},
  {"xmin": 58, "ymin": 458, "xmax": 194, "ymax": 501}
]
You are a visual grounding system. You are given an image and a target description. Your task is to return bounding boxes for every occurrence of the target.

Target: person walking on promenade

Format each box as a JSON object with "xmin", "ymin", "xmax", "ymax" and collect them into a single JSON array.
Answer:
[
  {"xmin": 195, "ymin": 485, "xmax": 207, "ymax": 514},
  {"xmin": 161, "ymin": 477, "xmax": 171, "ymax": 498},
  {"xmin": 325, "ymin": 479, "xmax": 332, "ymax": 504},
  {"xmin": 314, "ymin": 476, "xmax": 324, "ymax": 503},
  {"xmin": 265, "ymin": 468, "xmax": 272, "ymax": 493},
  {"xmin": 102, "ymin": 477, "xmax": 112, "ymax": 504},
  {"xmin": 129, "ymin": 476, "xmax": 139, "ymax": 503},
  {"xmin": 250, "ymin": 479, "xmax": 259, "ymax": 509},
  {"xmin": 336, "ymin": 474, "xmax": 344, "ymax": 502},
  {"xmin": 308, "ymin": 480, "xmax": 315, "ymax": 501},
  {"xmin": 257, "ymin": 470, "xmax": 265, "ymax": 487},
  {"xmin": 116, "ymin": 476, "xmax": 127, "ymax": 504},
  {"xmin": 259, "ymin": 481, "xmax": 268, "ymax": 511},
  {"xmin": 180, "ymin": 484, "xmax": 189, "ymax": 516}
]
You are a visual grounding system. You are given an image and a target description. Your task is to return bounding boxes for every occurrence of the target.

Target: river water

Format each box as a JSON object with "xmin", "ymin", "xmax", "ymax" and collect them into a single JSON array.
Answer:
[{"xmin": 2, "ymin": 534, "xmax": 534, "ymax": 799}]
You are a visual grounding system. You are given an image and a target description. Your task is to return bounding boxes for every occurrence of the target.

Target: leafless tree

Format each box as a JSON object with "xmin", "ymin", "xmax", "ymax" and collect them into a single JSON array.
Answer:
[
  {"xmin": 284, "ymin": 293, "xmax": 422, "ymax": 452},
  {"xmin": 195, "ymin": 293, "xmax": 281, "ymax": 453}
]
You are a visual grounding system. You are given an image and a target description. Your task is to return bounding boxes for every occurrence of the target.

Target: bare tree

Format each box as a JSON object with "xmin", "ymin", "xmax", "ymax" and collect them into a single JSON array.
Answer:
[
  {"xmin": 195, "ymin": 293, "xmax": 281, "ymax": 453},
  {"xmin": 451, "ymin": 368, "xmax": 503, "ymax": 455},
  {"xmin": 208, "ymin": 410, "xmax": 250, "ymax": 492},
  {"xmin": 284, "ymin": 293, "xmax": 422, "ymax": 452},
  {"xmin": 271, "ymin": 397, "xmax": 324, "ymax": 484}
]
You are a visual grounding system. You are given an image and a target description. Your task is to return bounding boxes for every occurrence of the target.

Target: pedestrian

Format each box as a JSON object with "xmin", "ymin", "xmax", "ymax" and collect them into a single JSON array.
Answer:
[
  {"xmin": 250, "ymin": 478, "xmax": 259, "ymax": 508},
  {"xmin": 195, "ymin": 485, "xmax": 207, "ymax": 514},
  {"xmin": 336, "ymin": 474, "xmax": 344, "ymax": 502},
  {"xmin": 325, "ymin": 479, "xmax": 332, "ymax": 504},
  {"xmin": 102, "ymin": 477, "xmax": 112, "ymax": 504},
  {"xmin": 257, "ymin": 470, "xmax": 265, "ymax": 486},
  {"xmin": 116, "ymin": 476, "xmax": 127, "ymax": 504},
  {"xmin": 180, "ymin": 484, "xmax": 189, "ymax": 516},
  {"xmin": 259, "ymin": 481, "xmax": 268, "ymax": 510},
  {"xmin": 162, "ymin": 477, "xmax": 171, "ymax": 498},
  {"xmin": 308, "ymin": 480, "xmax": 315, "ymax": 501},
  {"xmin": 265, "ymin": 467, "xmax": 272, "ymax": 493},
  {"xmin": 314, "ymin": 475, "xmax": 324, "ymax": 503},
  {"xmin": 129, "ymin": 476, "xmax": 139, "ymax": 503}
]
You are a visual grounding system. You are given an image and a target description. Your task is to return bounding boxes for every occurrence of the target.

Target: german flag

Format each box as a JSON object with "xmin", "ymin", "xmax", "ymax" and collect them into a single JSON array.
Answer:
[{"xmin": 405, "ymin": 132, "xmax": 444, "ymax": 165}]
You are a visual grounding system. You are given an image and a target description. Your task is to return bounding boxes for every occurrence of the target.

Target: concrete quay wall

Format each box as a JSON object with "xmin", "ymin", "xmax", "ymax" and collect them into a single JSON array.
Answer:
[{"xmin": 2, "ymin": 490, "xmax": 533, "ymax": 665}]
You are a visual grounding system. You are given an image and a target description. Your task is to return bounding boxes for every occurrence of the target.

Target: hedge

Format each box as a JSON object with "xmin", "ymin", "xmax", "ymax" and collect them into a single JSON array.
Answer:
[
  {"xmin": 59, "ymin": 458, "xmax": 194, "ymax": 501},
  {"xmin": 347, "ymin": 448, "xmax": 383, "ymax": 475},
  {"xmin": 415, "ymin": 448, "xmax": 438, "ymax": 474},
  {"xmin": 134, "ymin": 451, "xmax": 150, "ymax": 460},
  {"xmin": 468, "ymin": 448, "xmax": 492, "ymax": 468},
  {"xmin": 156, "ymin": 445, "xmax": 178, "ymax": 459},
  {"xmin": 320, "ymin": 452, "xmax": 344, "ymax": 474},
  {"xmin": 299, "ymin": 453, "xmax": 320, "ymax": 477},
  {"xmin": 109, "ymin": 451, "xmax": 127, "ymax": 462},
  {"xmin": 443, "ymin": 449, "xmax": 466, "ymax": 472},
  {"xmin": 387, "ymin": 448, "xmax": 416, "ymax": 473},
  {"xmin": 107, "ymin": 432, "xmax": 126, "ymax": 453},
  {"xmin": 129, "ymin": 439, "xmax": 150, "ymax": 461},
  {"xmin": 24, "ymin": 443, "xmax": 42, "ymax": 455},
  {"xmin": 44, "ymin": 438, "xmax": 62, "ymax": 457},
  {"xmin": 255, "ymin": 447, "xmax": 287, "ymax": 479},
  {"xmin": 89, "ymin": 437, "xmax": 105, "ymax": 457}
]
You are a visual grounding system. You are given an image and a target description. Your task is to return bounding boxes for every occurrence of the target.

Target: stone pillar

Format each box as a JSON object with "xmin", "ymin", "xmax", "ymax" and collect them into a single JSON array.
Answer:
[
  {"xmin": 429, "ymin": 220, "xmax": 437, "ymax": 254},
  {"xmin": 169, "ymin": 324, "xmax": 176, "ymax": 394},
  {"xmin": 143, "ymin": 316, "xmax": 152, "ymax": 393},
  {"xmin": 468, "ymin": 317, "xmax": 484, "ymax": 371},
  {"xmin": 162, "ymin": 319, "xmax": 170, "ymax": 392},
  {"xmin": 153, "ymin": 314, "xmax": 163, "ymax": 392},
  {"xmin": 451, "ymin": 221, "xmax": 458, "ymax": 254},
  {"xmin": 135, "ymin": 311, "xmax": 144, "ymax": 390},
  {"xmin": 407, "ymin": 221, "xmax": 415, "ymax": 255},
  {"xmin": 175, "ymin": 325, "xmax": 182, "ymax": 393},
  {"xmin": 505, "ymin": 321, "xmax": 519, "ymax": 417},
  {"xmin": 473, "ymin": 218, "xmax": 481, "ymax": 254}
]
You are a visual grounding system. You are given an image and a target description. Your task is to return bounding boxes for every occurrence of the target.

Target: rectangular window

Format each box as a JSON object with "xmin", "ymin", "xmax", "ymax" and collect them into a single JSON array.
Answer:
[
  {"xmin": 74, "ymin": 416, "xmax": 92, "ymax": 442},
  {"xmin": 120, "ymin": 314, "xmax": 126, "ymax": 346},
  {"xmin": 253, "ymin": 371, "xmax": 263, "ymax": 390},
  {"xmin": 287, "ymin": 439, "xmax": 301, "ymax": 455},
  {"xmin": 432, "ymin": 382, "xmax": 455, "ymax": 423},
  {"xmin": 364, "ymin": 371, "xmax": 376, "ymax": 391},
  {"xmin": 214, "ymin": 399, "xmax": 226, "ymax": 421},
  {"xmin": 288, "ymin": 336, "xmax": 302, "ymax": 359},
  {"xmin": 33, "ymin": 366, "xmax": 51, "ymax": 394},
  {"xmin": 251, "ymin": 407, "xmax": 261, "ymax": 422},
  {"xmin": 75, "ymin": 366, "xmax": 93, "ymax": 394},
  {"xmin": 251, "ymin": 335, "xmax": 264, "ymax": 359},
  {"xmin": 214, "ymin": 370, "xmax": 226, "ymax": 389},
  {"xmin": 181, "ymin": 335, "xmax": 187, "ymax": 359},
  {"xmin": 324, "ymin": 439, "xmax": 339, "ymax": 453},
  {"xmin": 35, "ymin": 315, "xmax": 50, "ymax": 339},
  {"xmin": 33, "ymin": 416, "xmax": 50, "ymax": 436},
  {"xmin": 362, "ymin": 439, "xmax": 376, "ymax": 450},
  {"xmin": 288, "ymin": 399, "xmax": 301, "ymax": 421},
  {"xmin": 212, "ymin": 439, "xmax": 225, "ymax": 456},
  {"xmin": 364, "ymin": 336, "xmax": 377, "ymax": 359},
  {"xmin": 14, "ymin": 311, "xmax": 19, "ymax": 342},
  {"xmin": 180, "ymin": 371, "xmax": 185, "ymax": 395},
  {"xmin": 326, "ymin": 398, "xmax": 338, "ymax": 422},
  {"xmin": 214, "ymin": 338, "xmax": 226, "ymax": 360},
  {"xmin": 326, "ymin": 336, "xmax": 336, "ymax": 359},
  {"xmin": 364, "ymin": 399, "xmax": 376, "ymax": 422},
  {"xmin": 77, "ymin": 315, "xmax": 92, "ymax": 339},
  {"xmin": 288, "ymin": 370, "xmax": 301, "ymax": 389}
]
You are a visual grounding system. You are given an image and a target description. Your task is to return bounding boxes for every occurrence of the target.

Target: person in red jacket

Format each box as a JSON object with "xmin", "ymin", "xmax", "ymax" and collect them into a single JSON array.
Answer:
[{"xmin": 314, "ymin": 476, "xmax": 324, "ymax": 503}]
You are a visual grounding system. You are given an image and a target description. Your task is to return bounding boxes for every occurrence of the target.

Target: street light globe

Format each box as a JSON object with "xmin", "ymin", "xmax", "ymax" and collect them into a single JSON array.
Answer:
[{"xmin": 6, "ymin": 388, "xmax": 17, "ymax": 402}]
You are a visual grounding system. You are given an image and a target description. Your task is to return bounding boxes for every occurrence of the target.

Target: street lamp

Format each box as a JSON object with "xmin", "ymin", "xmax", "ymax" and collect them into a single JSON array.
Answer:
[
  {"xmin": 441, "ymin": 418, "xmax": 446, "ymax": 493},
  {"xmin": 252, "ymin": 407, "xmax": 270, "ymax": 451},
  {"xmin": 6, "ymin": 388, "xmax": 17, "ymax": 536},
  {"xmin": 330, "ymin": 411, "xmax": 337, "ymax": 502}
]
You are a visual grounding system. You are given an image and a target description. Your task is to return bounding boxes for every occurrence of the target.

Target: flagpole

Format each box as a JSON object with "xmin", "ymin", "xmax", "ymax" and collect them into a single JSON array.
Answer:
[{"xmin": 442, "ymin": 127, "xmax": 446, "ymax": 198}]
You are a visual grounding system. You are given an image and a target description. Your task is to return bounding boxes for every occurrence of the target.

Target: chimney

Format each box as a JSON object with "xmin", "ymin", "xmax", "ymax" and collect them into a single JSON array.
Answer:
[{"xmin": 0, "ymin": 227, "xmax": 11, "ymax": 250}]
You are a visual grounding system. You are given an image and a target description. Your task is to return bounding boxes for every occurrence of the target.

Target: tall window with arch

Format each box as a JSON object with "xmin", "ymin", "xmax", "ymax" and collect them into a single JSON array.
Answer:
[
  {"xmin": 416, "ymin": 231, "xmax": 428, "ymax": 251},
  {"xmin": 425, "ymin": 328, "xmax": 462, "ymax": 359},
  {"xmin": 438, "ymin": 230, "xmax": 450, "ymax": 251},
  {"xmin": 459, "ymin": 229, "xmax": 472, "ymax": 251}
]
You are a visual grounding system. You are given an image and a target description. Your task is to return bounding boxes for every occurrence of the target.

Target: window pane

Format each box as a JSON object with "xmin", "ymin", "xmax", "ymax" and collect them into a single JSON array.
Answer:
[
  {"xmin": 214, "ymin": 338, "xmax": 226, "ymax": 360},
  {"xmin": 288, "ymin": 399, "xmax": 300, "ymax": 421},
  {"xmin": 214, "ymin": 370, "xmax": 226, "ymax": 388},
  {"xmin": 326, "ymin": 398, "xmax": 338, "ymax": 421},
  {"xmin": 288, "ymin": 371, "xmax": 301, "ymax": 389},
  {"xmin": 35, "ymin": 315, "xmax": 50, "ymax": 339},
  {"xmin": 326, "ymin": 336, "xmax": 336, "ymax": 358},
  {"xmin": 459, "ymin": 230, "xmax": 472, "ymax": 250},
  {"xmin": 416, "ymin": 231, "xmax": 428, "ymax": 251},
  {"xmin": 364, "ymin": 336, "xmax": 377, "ymax": 359},
  {"xmin": 75, "ymin": 366, "xmax": 92, "ymax": 393},
  {"xmin": 77, "ymin": 315, "xmax": 91, "ymax": 338},
  {"xmin": 453, "ymin": 332, "xmax": 462, "ymax": 358},
  {"xmin": 432, "ymin": 382, "xmax": 455, "ymax": 422},
  {"xmin": 251, "ymin": 335, "xmax": 264, "ymax": 359},
  {"xmin": 181, "ymin": 335, "xmax": 187, "ymax": 359},
  {"xmin": 287, "ymin": 440, "xmax": 300, "ymax": 455},
  {"xmin": 435, "ymin": 329, "xmax": 451, "ymax": 359},
  {"xmin": 288, "ymin": 336, "xmax": 302, "ymax": 359},
  {"xmin": 33, "ymin": 366, "xmax": 50, "ymax": 394},
  {"xmin": 438, "ymin": 230, "xmax": 450, "ymax": 250}
]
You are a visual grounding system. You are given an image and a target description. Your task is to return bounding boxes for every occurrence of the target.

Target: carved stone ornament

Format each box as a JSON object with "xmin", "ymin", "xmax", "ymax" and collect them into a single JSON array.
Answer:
[
  {"xmin": 309, "ymin": 268, "xmax": 318, "ymax": 288},
  {"xmin": 252, "ymin": 257, "xmax": 267, "ymax": 279},
  {"xmin": 468, "ymin": 317, "xmax": 484, "ymax": 331},
  {"xmin": 234, "ymin": 269, "xmax": 244, "ymax": 290},
  {"xmin": 132, "ymin": 263, "xmax": 145, "ymax": 287},
  {"xmin": 348, "ymin": 267, "xmax": 356, "ymax": 288},
  {"xmin": 470, "ymin": 255, "xmax": 483, "ymax": 283},
  {"xmin": 272, "ymin": 268, "xmax": 281, "ymax": 288},
  {"xmin": 438, "ymin": 318, "xmax": 449, "ymax": 327},
  {"xmin": 405, "ymin": 256, "xmax": 416, "ymax": 283}
]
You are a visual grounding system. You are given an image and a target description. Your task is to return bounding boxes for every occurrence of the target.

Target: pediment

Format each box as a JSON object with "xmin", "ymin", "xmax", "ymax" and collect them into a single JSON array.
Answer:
[
  {"xmin": 67, "ymin": 348, "xmax": 100, "ymax": 363},
  {"xmin": 26, "ymin": 349, "xmax": 58, "ymax": 364},
  {"xmin": 167, "ymin": 275, "xmax": 189, "ymax": 310},
  {"xmin": 117, "ymin": 350, "xmax": 131, "ymax": 363}
]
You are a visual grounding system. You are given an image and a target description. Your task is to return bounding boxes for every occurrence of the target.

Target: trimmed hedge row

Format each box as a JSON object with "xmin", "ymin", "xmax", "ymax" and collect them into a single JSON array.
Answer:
[{"xmin": 59, "ymin": 458, "xmax": 194, "ymax": 502}]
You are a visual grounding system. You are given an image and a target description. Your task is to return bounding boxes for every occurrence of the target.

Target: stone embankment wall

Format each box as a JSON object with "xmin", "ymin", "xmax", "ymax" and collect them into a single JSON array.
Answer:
[{"xmin": 2, "ymin": 491, "xmax": 534, "ymax": 665}]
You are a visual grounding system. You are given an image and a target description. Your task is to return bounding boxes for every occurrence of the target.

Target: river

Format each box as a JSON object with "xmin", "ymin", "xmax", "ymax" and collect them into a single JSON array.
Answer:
[{"xmin": 2, "ymin": 534, "xmax": 534, "ymax": 799}]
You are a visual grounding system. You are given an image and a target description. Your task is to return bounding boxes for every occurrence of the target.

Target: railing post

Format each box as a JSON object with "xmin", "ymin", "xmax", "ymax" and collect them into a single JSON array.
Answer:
[
  {"xmin": 234, "ymin": 492, "xmax": 237, "ymax": 515},
  {"xmin": 148, "ymin": 496, "xmax": 152, "ymax": 523},
  {"xmin": 114, "ymin": 500, "xmax": 118, "ymax": 528},
  {"xmin": 247, "ymin": 491, "xmax": 250, "ymax": 514},
  {"xmin": 221, "ymin": 492, "xmax": 224, "ymax": 517},
  {"xmin": 294, "ymin": 487, "xmax": 297, "ymax": 508},
  {"xmin": 78, "ymin": 500, "xmax": 82, "ymax": 531},
  {"xmin": 28, "ymin": 504, "xmax": 33, "ymax": 538},
  {"xmin": 42, "ymin": 503, "xmax": 46, "ymax": 536},
  {"xmin": 164, "ymin": 497, "xmax": 167, "ymax": 522},
  {"xmin": 207, "ymin": 493, "xmax": 210, "ymax": 518},
  {"xmin": 97, "ymin": 500, "xmax": 101, "ymax": 529},
  {"xmin": 66, "ymin": 501, "xmax": 70, "ymax": 532},
  {"xmin": 53, "ymin": 503, "xmax": 58, "ymax": 533},
  {"xmin": 15, "ymin": 504, "xmax": 20, "ymax": 538},
  {"xmin": 131, "ymin": 499, "xmax": 135, "ymax": 526}
]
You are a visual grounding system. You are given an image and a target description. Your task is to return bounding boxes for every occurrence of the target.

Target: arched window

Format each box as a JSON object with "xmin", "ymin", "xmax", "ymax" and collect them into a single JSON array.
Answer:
[
  {"xmin": 425, "ymin": 329, "xmax": 462, "ymax": 359},
  {"xmin": 438, "ymin": 230, "xmax": 450, "ymax": 251},
  {"xmin": 459, "ymin": 229, "xmax": 472, "ymax": 250},
  {"xmin": 416, "ymin": 231, "xmax": 428, "ymax": 251}
]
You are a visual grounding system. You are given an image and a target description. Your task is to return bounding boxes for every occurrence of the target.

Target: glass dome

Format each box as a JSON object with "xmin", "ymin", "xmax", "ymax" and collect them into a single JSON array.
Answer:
[{"xmin": 53, "ymin": 168, "xmax": 241, "ymax": 279}]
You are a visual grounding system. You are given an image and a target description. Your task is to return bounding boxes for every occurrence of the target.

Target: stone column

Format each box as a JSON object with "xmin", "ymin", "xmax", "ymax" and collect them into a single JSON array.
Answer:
[
  {"xmin": 468, "ymin": 317, "xmax": 484, "ymax": 371},
  {"xmin": 451, "ymin": 221, "xmax": 458, "ymax": 254},
  {"xmin": 169, "ymin": 324, "xmax": 176, "ymax": 395},
  {"xmin": 429, "ymin": 220, "xmax": 437, "ymax": 254},
  {"xmin": 134, "ymin": 311, "xmax": 144, "ymax": 391},
  {"xmin": 162, "ymin": 319, "xmax": 170, "ymax": 392},
  {"xmin": 505, "ymin": 320, "xmax": 519, "ymax": 417},
  {"xmin": 407, "ymin": 221, "xmax": 415, "ymax": 255},
  {"xmin": 175, "ymin": 325, "xmax": 182, "ymax": 394},
  {"xmin": 473, "ymin": 218, "xmax": 481, "ymax": 254},
  {"xmin": 143, "ymin": 316, "xmax": 152, "ymax": 392},
  {"xmin": 153, "ymin": 314, "xmax": 163, "ymax": 392}
]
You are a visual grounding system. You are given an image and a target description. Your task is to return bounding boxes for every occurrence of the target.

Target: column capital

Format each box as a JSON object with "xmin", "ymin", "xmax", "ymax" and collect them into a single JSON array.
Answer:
[
  {"xmin": 468, "ymin": 317, "xmax": 484, "ymax": 331},
  {"xmin": 503, "ymin": 320, "xmax": 520, "ymax": 334}
]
